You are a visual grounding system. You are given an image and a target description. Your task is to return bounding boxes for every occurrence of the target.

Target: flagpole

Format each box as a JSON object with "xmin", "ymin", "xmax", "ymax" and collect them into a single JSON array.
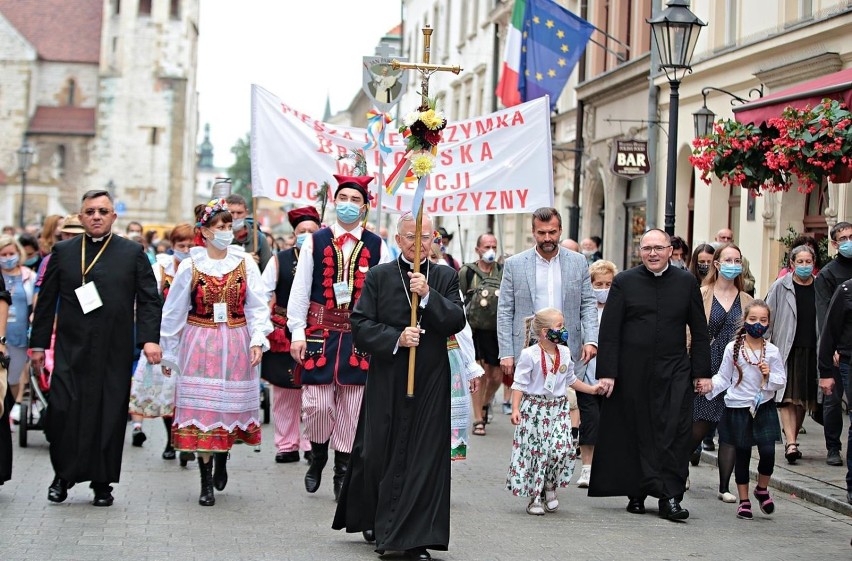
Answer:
[{"xmin": 375, "ymin": 155, "xmax": 384, "ymax": 232}]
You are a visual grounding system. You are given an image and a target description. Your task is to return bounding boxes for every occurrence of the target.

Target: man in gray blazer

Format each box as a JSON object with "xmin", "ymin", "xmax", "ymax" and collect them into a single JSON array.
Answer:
[{"xmin": 497, "ymin": 207, "xmax": 599, "ymax": 378}]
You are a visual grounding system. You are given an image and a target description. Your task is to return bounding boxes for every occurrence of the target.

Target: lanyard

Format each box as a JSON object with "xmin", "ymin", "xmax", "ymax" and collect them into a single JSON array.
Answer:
[{"xmin": 81, "ymin": 233, "xmax": 113, "ymax": 285}]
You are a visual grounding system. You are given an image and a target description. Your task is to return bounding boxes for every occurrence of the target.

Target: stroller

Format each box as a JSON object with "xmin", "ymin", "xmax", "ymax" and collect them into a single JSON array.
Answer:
[{"xmin": 18, "ymin": 362, "xmax": 50, "ymax": 447}]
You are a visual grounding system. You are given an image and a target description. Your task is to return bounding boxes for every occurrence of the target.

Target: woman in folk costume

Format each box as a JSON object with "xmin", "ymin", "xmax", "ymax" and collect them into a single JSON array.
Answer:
[
  {"xmin": 129, "ymin": 224, "xmax": 195, "ymax": 465},
  {"xmin": 159, "ymin": 199, "xmax": 272, "ymax": 506},
  {"xmin": 260, "ymin": 206, "xmax": 321, "ymax": 464}
]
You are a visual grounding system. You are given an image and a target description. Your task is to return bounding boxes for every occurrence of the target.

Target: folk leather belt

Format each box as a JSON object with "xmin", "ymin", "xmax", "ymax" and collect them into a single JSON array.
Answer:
[{"xmin": 307, "ymin": 301, "xmax": 352, "ymax": 333}]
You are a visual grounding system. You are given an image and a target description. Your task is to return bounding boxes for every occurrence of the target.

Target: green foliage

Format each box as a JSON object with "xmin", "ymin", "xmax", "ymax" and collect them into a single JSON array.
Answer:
[
  {"xmin": 227, "ymin": 133, "xmax": 253, "ymax": 212},
  {"xmin": 778, "ymin": 225, "xmax": 830, "ymax": 269}
]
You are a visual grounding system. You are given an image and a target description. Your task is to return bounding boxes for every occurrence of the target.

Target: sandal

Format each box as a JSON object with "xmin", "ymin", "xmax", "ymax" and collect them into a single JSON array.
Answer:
[
  {"xmin": 753, "ymin": 487, "xmax": 775, "ymax": 515},
  {"xmin": 472, "ymin": 421, "xmax": 486, "ymax": 436},
  {"xmin": 784, "ymin": 443, "xmax": 802, "ymax": 464},
  {"xmin": 482, "ymin": 404, "xmax": 491, "ymax": 425},
  {"xmin": 736, "ymin": 500, "xmax": 753, "ymax": 520}
]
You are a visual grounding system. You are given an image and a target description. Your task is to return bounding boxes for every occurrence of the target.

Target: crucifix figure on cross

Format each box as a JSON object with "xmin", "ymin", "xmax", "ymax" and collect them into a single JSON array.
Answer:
[{"xmin": 391, "ymin": 25, "xmax": 463, "ymax": 398}]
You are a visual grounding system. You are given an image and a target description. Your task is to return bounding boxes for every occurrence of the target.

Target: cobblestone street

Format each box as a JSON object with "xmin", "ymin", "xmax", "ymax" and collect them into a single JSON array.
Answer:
[{"xmin": 2, "ymin": 404, "xmax": 850, "ymax": 560}]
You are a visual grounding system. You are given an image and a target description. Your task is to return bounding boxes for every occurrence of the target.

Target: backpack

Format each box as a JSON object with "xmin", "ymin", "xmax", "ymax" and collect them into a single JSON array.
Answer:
[{"xmin": 462, "ymin": 263, "xmax": 502, "ymax": 331}]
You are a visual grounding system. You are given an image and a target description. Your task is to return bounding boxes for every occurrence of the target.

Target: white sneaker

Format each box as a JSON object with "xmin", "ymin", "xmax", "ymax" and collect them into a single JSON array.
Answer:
[
  {"xmin": 544, "ymin": 486, "xmax": 559, "ymax": 512},
  {"xmin": 526, "ymin": 496, "xmax": 545, "ymax": 515},
  {"xmin": 31, "ymin": 403, "xmax": 41, "ymax": 423},
  {"xmin": 9, "ymin": 403, "xmax": 20, "ymax": 423},
  {"xmin": 577, "ymin": 465, "xmax": 591, "ymax": 488},
  {"xmin": 718, "ymin": 491, "xmax": 737, "ymax": 503}
]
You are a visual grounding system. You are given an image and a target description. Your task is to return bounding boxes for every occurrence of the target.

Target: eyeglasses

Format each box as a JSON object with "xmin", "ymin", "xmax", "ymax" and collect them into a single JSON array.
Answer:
[
  {"xmin": 401, "ymin": 234, "xmax": 434, "ymax": 243},
  {"xmin": 83, "ymin": 208, "xmax": 113, "ymax": 216},
  {"xmin": 639, "ymin": 245, "xmax": 671, "ymax": 254},
  {"xmin": 718, "ymin": 258, "xmax": 743, "ymax": 265}
]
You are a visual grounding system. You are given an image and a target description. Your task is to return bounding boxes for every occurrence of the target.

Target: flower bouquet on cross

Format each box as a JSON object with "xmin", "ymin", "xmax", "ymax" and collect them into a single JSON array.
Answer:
[
  {"xmin": 385, "ymin": 97, "xmax": 447, "ymax": 198},
  {"xmin": 765, "ymin": 98, "xmax": 852, "ymax": 193}
]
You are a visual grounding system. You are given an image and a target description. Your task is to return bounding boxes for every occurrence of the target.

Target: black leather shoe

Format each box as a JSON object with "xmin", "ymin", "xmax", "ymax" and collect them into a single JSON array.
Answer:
[
  {"xmin": 406, "ymin": 548, "xmax": 431, "ymax": 560},
  {"xmin": 275, "ymin": 451, "xmax": 300, "ymax": 463},
  {"xmin": 846, "ymin": 490, "xmax": 852, "ymax": 505},
  {"xmin": 626, "ymin": 496, "xmax": 646, "ymax": 514},
  {"xmin": 91, "ymin": 484, "xmax": 114, "ymax": 507},
  {"xmin": 198, "ymin": 457, "xmax": 215, "ymax": 506},
  {"xmin": 362, "ymin": 529, "xmax": 375, "ymax": 543},
  {"xmin": 47, "ymin": 477, "xmax": 70, "ymax": 503},
  {"xmin": 131, "ymin": 426, "xmax": 147, "ymax": 447},
  {"xmin": 162, "ymin": 445, "xmax": 176, "ymax": 460},
  {"xmin": 658, "ymin": 497, "xmax": 689, "ymax": 521}
]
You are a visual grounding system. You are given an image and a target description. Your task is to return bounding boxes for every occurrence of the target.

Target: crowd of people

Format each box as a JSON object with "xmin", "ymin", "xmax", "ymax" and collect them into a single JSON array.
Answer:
[{"xmin": 0, "ymin": 183, "xmax": 851, "ymax": 559}]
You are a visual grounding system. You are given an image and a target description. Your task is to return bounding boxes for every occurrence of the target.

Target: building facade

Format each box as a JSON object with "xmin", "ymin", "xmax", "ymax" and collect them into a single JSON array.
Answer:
[{"xmin": 0, "ymin": 0, "xmax": 199, "ymax": 228}]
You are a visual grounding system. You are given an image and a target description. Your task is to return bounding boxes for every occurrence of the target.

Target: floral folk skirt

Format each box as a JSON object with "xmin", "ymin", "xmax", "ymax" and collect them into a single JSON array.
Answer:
[
  {"xmin": 449, "ymin": 342, "xmax": 471, "ymax": 461},
  {"xmin": 506, "ymin": 393, "xmax": 575, "ymax": 497},
  {"xmin": 171, "ymin": 323, "xmax": 262, "ymax": 453}
]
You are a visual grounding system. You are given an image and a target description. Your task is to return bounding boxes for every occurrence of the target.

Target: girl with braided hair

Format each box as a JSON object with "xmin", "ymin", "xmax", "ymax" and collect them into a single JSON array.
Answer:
[{"xmin": 699, "ymin": 300, "xmax": 786, "ymax": 520}]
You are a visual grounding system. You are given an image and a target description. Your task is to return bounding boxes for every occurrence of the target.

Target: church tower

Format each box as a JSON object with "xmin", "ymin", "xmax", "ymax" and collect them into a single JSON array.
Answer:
[{"xmin": 93, "ymin": 0, "xmax": 200, "ymax": 224}]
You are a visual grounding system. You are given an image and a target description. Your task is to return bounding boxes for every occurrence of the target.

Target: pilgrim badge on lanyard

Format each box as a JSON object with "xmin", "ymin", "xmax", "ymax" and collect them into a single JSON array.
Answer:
[
  {"xmin": 333, "ymin": 281, "xmax": 352, "ymax": 306},
  {"xmin": 213, "ymin": 302, "xmax": 228, "ymax": 323},
  {"xmin": 75, "ymin": 281, "xmax": 103, "ymax": 314},
  {"xmin": 7, "ymin": 306, "xmax": 15, "ymax": 323},
  {"xmin": 544, "ymin": 369, "xmax": 557, "ymax": 393},
  {"xmin": 749, "ymin": 391, "xmax": 763, "ymax": 418}
]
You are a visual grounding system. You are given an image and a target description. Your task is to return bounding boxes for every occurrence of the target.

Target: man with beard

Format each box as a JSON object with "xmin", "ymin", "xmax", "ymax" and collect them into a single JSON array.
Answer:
[{"xmin": 497, "ymin": 207, "xmax": 598, "ymax": 394}]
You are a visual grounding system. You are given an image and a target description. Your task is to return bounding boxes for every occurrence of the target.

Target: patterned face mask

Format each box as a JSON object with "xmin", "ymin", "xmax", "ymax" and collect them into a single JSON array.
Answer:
[{"xmin": 545, "ymin": 327, "xmax": 569, "ymax": 345}]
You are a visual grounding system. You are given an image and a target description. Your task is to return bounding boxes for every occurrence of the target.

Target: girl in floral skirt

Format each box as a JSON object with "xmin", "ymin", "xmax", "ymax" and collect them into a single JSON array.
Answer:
[{"xmin": 506, "ymin": 307, "xmax": 602, "ymax": 515}]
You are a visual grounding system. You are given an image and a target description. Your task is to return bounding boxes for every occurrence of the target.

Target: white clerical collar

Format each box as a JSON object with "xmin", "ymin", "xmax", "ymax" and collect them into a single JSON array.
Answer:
[
  {"xmin": 646, "ymin": 263, "xmax": 669, "ymax": 277},
  {"xmin": 400, "ymin": 255, "xmax": 428, "ymax": 269},
  {"xmin": 87, "ymin": 233, "xmax": 110, "ymax": 243}
]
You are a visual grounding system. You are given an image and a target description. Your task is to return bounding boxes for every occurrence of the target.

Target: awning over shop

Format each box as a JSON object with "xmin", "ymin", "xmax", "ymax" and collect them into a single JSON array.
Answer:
[{"xmin": 733, "ymin": 67, "xmax": 852, "ymax": 125}]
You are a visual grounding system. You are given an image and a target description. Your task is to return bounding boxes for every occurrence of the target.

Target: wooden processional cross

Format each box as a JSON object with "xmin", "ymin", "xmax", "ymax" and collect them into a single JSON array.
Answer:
[{"xmin": 391, "ymin": 25, "xmax": 462, "ymax": 397}]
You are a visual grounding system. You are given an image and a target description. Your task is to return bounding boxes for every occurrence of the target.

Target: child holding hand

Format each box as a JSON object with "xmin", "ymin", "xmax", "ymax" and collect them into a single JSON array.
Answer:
[
  {"xmin": 700, "ymin": 299, "xmax": 786, "ymax": 520},
  {"xmin": 506, "ymin": 307, "xmax": 603, "ymax": 515}
]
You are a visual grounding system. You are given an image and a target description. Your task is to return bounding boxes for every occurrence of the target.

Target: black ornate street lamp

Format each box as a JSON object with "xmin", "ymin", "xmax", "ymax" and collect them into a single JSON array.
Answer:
[
  {"xmin": 692, "ymin": 85, "xmax": 765, "ymax": 138},
  {"xmin": 16, "ymin": 138, "xmax": 35, "ymax": 229},
  {"xmin": 648, "ymin": 0, "xmax": 706, "ymax": 235}
]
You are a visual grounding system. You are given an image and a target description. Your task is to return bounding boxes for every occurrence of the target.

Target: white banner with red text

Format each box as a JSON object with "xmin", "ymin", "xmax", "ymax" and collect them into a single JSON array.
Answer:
[{"xmin": 250, "ymin": 84, "xmax": 554, "ymax": 216}]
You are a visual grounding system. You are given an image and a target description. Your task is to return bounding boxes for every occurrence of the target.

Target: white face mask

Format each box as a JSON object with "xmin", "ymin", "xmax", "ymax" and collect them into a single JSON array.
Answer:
[
  {"xmin": 481, "ymin": 249, "xmax": 496, "ymax": 263},
  {"xmin": 593, "ymin": 287, "xmax": 609, "ymax": 304},
  {"xmin": 208, "ymin": 230, "xmax": 234, "ymax": 250},
  {"xmin": 232, "ymin": 218, "xmax": 246, "ymax": 231}
]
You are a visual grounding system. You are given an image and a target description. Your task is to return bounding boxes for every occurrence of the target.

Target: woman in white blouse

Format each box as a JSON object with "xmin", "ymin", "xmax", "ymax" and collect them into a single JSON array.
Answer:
[{"xmin": 159, "ymin": 199, "xmax": 272, "ymax": 506}]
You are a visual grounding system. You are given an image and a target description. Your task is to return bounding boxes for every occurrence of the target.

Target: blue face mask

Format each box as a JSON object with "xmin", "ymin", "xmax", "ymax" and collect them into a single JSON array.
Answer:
[
  {"xmin": 23, "ymin": 256, "xmax": 38, "ymax": 267},
  {"xmin": 173, "ymin": 249, "xmax": 190, "ymax": 262},
  {"xmin": 839, "ymin": 241, "xmax": 852, "ymax": 258},
  {"xmin": 295, "ymin": 233, "xmax": 309, "ymax": 248},
  {"xmin": 719, "ymin": 263, "xmax": 742, "ymax": 280},
  {"xmin": 0, "ymin": 255, "xmax": 19, "ymax": 270},
  {"xmin": 794, "ymin": 265, "xmax": 814, "ymax": 279},
  {"xmin": 336, "ymin": 202, "xmax": 363, "ymax": 225}
]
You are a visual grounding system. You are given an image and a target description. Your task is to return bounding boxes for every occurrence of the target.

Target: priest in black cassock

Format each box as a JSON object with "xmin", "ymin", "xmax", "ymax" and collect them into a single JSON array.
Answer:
[
  {"xmin": 588, "ymin": 229, "xmax": 711, "ymax": 522},
  {"xmin": 30, "ymin": 189, "xmax": 162, "ymax": 507},
  {"xmin": 333, "ymin": 213, "xmax": 466, "ymax": 561}
]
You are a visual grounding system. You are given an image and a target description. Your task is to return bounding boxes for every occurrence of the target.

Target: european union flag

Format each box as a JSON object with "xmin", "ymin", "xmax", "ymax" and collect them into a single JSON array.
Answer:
[{"xmin": 519, "ymin": 0, "xmax": 595, "ymax": 111}]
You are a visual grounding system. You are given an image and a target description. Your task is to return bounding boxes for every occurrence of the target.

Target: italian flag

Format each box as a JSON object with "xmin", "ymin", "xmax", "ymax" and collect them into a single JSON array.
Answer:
[{"xmin": 495, "ymin": 0, "xmax": 526, "ymax": 108}]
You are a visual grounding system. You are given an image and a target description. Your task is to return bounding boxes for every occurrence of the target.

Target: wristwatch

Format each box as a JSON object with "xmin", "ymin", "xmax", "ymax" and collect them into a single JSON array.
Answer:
[{"xmin": 0, "ymin": 336, "xmax": 6, "ymax": 345}]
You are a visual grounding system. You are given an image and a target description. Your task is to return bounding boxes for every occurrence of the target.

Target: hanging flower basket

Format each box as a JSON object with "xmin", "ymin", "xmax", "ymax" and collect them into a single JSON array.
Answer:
[
  {"xmin": 689, "ymin": 120, "xmax": 787, "ymax": 192},
  {"xmin": 691, "ymin": 97, "xmax": 852, "ymax": 194}
]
